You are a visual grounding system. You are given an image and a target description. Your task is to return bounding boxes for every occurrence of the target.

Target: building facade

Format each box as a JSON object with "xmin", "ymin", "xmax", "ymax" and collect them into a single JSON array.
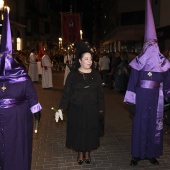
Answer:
[
  {"xmin": 25, "ymin": 0, "xmax": 62, "ymax": 51},
  {"xmin": 155, "ymin": 0, "xmax": 170, "ymax": 52},
  {"xmin": 94, "ymin": 0, "xmax": 170, "ymax": 53},
  {"xmin": 4, "ymin": 0, "xmax": 170, "ymax": 53},
  {"xmin": 3, "ymin": 0, "xmax": 26, "ymax": 51},
  {"xmin": 2, "ymin": 0, "xmax": 63, "ymax": 51}
]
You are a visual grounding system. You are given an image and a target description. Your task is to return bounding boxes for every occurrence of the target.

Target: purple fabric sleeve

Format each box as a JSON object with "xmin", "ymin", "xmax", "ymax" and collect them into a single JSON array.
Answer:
[
  {"xmin": 30, "ymin": 102, "xmax": 42, "ymax": 114},
  {"xmin": 124, "ymin": 90, "xmax": 136, "ymax": 104}
]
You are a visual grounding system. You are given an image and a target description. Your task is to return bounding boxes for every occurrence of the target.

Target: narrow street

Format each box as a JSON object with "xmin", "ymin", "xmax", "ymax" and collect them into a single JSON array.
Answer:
[{"xmin": 31, "ymin": 70, "xmax": 170, "ymax": 170}]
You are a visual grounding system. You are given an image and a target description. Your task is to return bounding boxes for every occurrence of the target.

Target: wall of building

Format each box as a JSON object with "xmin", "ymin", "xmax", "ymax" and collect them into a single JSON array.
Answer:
[
  {"xmin": 160, "ymin": 0, "xmax": 170, "ymax": 26},
  {"xmin": 101, "ymin": 0, "xmax": 146, "ymax": 52},
  {"xmin": 3, "ymin": 0, "xmax": 26, "ymax": 50},
  {"xmin": 101, "ymin": 0, "xmax": 170, "ymax": 53},
  {"xmin": 117, "ymin": 0, "xmax": 145, "ymax": 13}
]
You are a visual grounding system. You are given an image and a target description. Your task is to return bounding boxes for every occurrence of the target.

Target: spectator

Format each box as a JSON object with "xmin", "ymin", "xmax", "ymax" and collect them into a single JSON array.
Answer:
[
  {"xmin": 41, "ymin": 49, "xmax": 53, "ymax": 89},
  {"xmin": 110, "ymin": 51, "xmax": 122, "ymax": 90},
  {"xmin": 98, "ymin": 52, "xmax": 110, "ymax": 86},
  {"xmin": 28, "ymin": 48, "xmax": 39, "ymax": 82}
]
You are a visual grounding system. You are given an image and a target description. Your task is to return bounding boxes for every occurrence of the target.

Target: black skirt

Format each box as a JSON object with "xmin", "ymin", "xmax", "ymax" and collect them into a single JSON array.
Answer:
[{"xmin": 66, "ymin": 95, "xmax": 100, "ymax": 152}]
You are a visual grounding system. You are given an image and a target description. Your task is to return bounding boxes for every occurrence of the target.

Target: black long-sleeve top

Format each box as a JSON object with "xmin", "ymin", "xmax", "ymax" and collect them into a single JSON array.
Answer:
[{"xmin": 59, "ymin": 69, "xmax": 105, "ymax": 111}]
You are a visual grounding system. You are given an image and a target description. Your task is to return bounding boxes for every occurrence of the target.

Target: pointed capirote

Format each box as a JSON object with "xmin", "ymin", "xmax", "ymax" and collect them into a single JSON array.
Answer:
[
  {"xmin": 128, "ymin": 0, "xmax": 170, "ymax": 72},
  {"xmin": 0, "ymin": 7, "xmax": 12, "ymax": 54},
  {"xmin": 144, "ymin": 0, "xmax": 157, "ymax": 43},
  {"xmin": 0, "ymin": 6, "xmax": 30, "ymax": 82}
]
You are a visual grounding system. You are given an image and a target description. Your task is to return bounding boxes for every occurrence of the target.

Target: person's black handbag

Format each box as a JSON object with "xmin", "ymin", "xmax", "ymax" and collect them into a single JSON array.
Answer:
[{"xmin": 99, "ymin": 113, "xmax": 104, "ymax": 137}]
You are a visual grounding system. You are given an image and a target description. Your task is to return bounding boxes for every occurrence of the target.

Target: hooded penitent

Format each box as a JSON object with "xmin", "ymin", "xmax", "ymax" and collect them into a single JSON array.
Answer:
[
  {"xmin": 0, "ymin": 7, "xmax": 29, "ymax": 83},
  {"xmin": 129, "ymin": 0, "xmax": 170, "ymax": 72},
  {"xmin": 123, "ymin": 0, "xmax": 170, "ymax": 161}
]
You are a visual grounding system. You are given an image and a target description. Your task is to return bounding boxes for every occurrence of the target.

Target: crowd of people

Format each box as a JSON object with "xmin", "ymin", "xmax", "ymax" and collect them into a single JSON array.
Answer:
[
  {"xmin": 12, "ymin": 46, "xmax": 139, "ymax": 94},
  {"xmin": 12, "ymin": 45, "xmax": 170, "ymax": 95}
]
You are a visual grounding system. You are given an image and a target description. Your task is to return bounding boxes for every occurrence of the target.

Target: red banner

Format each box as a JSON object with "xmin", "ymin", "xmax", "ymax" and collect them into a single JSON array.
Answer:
[
  {"xmin": 37, "ymin": 43, "xmax": 45, "ymax": 59},
  {"xmin": 61, "ymin": 13, "xmax": 81, "ymax": 44}
]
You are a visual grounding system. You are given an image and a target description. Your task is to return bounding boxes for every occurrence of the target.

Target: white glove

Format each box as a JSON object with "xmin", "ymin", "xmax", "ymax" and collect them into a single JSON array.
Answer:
[
  {"xmin": 55, "ymin": 109, "xmax": 63, "ymax": 122},
  {"xmin": 58, "ymin": 109, "xmax": 63, "ymax": 120}
]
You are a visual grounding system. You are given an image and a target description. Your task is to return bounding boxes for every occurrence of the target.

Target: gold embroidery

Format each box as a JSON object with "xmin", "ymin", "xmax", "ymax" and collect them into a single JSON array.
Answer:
[
  {"xmin": 148, "ymin": 72, "xmax": 152, "ymax": 77},
  {"xmin": 1, "ymin": 86, "xmax": 6, "ymax": 91}
]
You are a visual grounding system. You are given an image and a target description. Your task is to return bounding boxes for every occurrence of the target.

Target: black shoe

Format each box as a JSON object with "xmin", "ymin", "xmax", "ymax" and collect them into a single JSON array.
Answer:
[
  {"xmin": 84, "ymin": 158, "xmax": 91, "ymax": 164},
  {"xmin": 84, "ymin": 151, "xmax": 91, "ymax": 164},
  {"xmin": 149, "ymin": 158, "xmax": 159, "ymax": 165},
  {"xmin": 77, "ymin": 152, "xmax": 84, "ymax": 165},
  {"xmin": 130, "ymin": 157, "xmax": 140, "ymax": 166},
  {"xmin": 77, "ymin": 159, "xmax": 83, "ymax": 165}
]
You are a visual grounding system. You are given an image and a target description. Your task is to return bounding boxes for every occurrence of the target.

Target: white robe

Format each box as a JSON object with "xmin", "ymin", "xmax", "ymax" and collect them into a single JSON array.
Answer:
[
  {"xmin": 37, "ymin": 61, "xmax": 42, "ymax": 75},
  {"xmin": 63, "ymin": 54, "xmax": 73, "ymax": 85},
  {"xmin": 41, "ymin": 54, "xmax": 53, "ymax": 88},
  {"xmin": 28, "ymin": 52, "xmax": 39, "ymax": 81}
]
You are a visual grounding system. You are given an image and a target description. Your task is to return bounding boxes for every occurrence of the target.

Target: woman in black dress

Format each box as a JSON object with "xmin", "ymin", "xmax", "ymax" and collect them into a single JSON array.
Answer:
[{"xmin": 59, "ymin": 41, "xmax": 104, "ymax": 165}]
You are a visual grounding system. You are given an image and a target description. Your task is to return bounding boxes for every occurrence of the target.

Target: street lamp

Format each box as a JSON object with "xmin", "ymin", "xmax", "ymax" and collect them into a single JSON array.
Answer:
[
  {"xmin": 0, "ymin": 0, "xmax": 4, "ymax": 42},
  {"xmin": 58, "ymin": 37, "xmax": 62, "ymax": 49},
  {"xmin": 80, "ymin": 30, "xmax": 83, "ymax": 40},
  {"xmin": 0, "ymin": 0, "xmax": 4, "ymax": 20},
  {"xmin": 0, "ymin": 0, "xmax": 4, "ymax": 9}
]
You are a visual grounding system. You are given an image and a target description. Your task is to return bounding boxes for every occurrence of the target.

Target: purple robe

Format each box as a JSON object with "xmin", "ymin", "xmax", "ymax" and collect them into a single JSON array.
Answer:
[
  {"xmin": 124, "ymin": 68, "xmax": 170, "ymax": 159},
  {"xmin": 0, "ymin": 79, "xmax": 41, "ymax": 170}
]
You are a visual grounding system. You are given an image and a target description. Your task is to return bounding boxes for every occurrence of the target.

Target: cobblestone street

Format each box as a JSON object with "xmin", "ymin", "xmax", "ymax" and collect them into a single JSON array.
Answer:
[{"xmin": 31, "ymin": 71, "xmax": 170, "ymax": 170}]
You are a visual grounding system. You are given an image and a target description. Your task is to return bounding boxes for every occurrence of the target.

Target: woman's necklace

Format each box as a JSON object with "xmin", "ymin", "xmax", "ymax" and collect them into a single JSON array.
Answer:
[
  {"xmin": 78, "ymin": 68, "xmax": 91, "ymax": 74},
  {"xmin": 79, "ymin": 70, "xmax": 90, "ymax": 88},
  {"xmin": 82, "ymin": 72, "xmax": 86, "ymax": 80},
  {"xmin": 79, "ymin": 70, "xmax": 86, "ymax": 80},
  {"xmin": 83, "ymin": 73, "xmax": 89, "ymax": 88}
]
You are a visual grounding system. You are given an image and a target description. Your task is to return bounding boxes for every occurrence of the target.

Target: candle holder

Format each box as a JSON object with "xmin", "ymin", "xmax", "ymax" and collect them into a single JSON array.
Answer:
[{"xmin": 34, "ymin": 111, "xmax": 41, "ymax": 133}]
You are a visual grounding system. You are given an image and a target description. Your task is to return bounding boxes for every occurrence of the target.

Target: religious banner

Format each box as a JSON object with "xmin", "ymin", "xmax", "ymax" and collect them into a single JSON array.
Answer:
[
  {"xmin": 61, "ymin": 12, "xmax": 81, "ymax": 44},
  {"xmin": 37, "ymin": 43, "xmax": 45, "ymax": 59}
]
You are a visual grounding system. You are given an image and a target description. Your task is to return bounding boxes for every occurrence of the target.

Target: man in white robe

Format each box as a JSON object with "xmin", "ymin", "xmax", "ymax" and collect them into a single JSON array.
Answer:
[
  {"xmin": 41, "ymin": 50, "xmax": 53, "ymax": 89},
  {"xmin": 28, "ymin": 48, "xmax": 39, "ymax": 82},
  {"xmin": 63, "ymin": 51, "xmax": 74, "ymax": 85}
]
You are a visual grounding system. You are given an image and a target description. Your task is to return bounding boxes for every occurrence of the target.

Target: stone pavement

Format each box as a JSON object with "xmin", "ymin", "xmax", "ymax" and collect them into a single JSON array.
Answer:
[{"xmin": 31, "ymin": 71, "xmax": 170, "ymax": 170}]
